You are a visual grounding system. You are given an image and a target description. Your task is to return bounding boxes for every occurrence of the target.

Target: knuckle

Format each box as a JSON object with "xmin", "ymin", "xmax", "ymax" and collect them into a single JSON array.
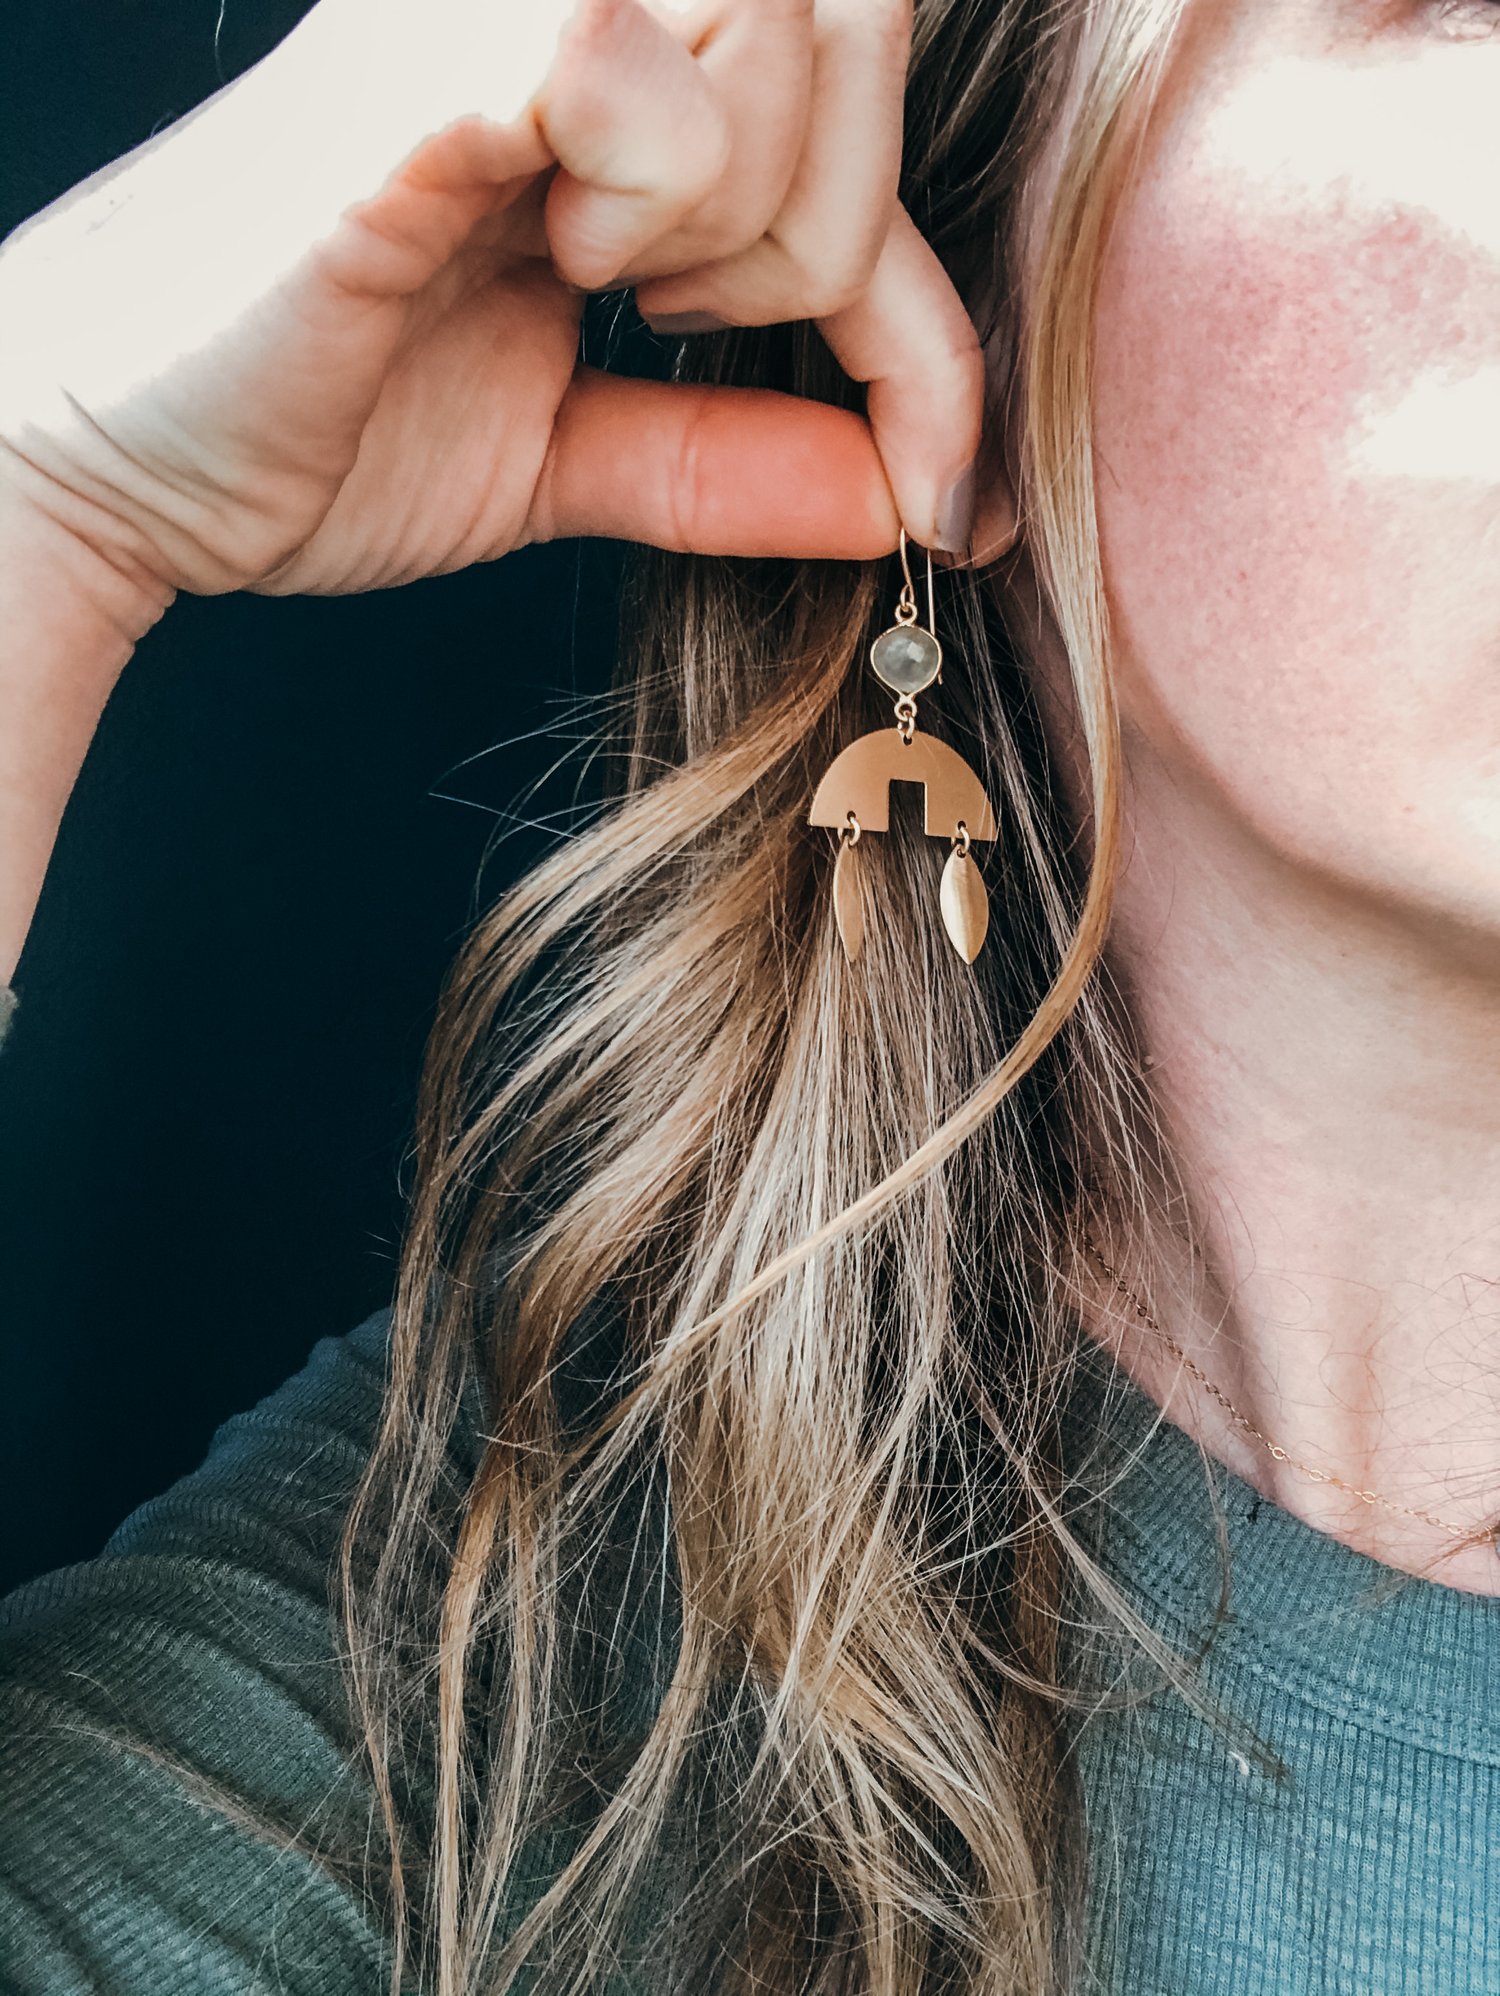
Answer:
[
  {"xmin": 679, "ymin": 107, "xmax": 735, "ymax": 209},
  {"xmin": 777, "ymin": 234, "xmax": 883, "ymax": 322},
  {"xmin": 801, "ymin": 273, "xmax": 867, "ymax": 321},
  {"xmin": 689, "ymin": 183, "xmax": 787, "ymax": 267},
  {"xmin": 667, "ymin": 393, "xmax": 712, "ymax": 553}
]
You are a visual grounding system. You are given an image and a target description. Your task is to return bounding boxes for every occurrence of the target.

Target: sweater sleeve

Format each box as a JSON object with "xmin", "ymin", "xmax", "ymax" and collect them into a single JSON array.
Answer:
[{"xmin": 0, "ymin": 1306, "xmax": 413, "ymax": 1995}]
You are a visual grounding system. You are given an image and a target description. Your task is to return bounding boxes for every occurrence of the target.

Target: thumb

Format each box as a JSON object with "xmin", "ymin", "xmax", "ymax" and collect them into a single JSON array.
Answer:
[{"xmin": 531, "ymin": 368, "xmax": 901, "ymax": 559}]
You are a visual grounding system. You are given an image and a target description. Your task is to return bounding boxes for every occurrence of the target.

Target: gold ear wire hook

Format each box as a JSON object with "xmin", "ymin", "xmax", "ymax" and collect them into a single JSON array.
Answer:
[{"xmin": 896, "ymin": 527, "xmax": 936, "ymax": 635}]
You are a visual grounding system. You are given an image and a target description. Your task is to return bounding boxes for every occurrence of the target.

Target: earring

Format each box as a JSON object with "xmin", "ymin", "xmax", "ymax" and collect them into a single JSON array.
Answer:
[{"xmin": 808, "ymin": 530, "xmax": 997, "ymax": 965}]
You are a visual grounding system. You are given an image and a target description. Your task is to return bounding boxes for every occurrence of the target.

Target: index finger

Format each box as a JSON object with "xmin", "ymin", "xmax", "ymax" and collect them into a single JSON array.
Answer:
[{"xmin": 816, "ymin": 203, "xmax": 985, "ymax": 555}]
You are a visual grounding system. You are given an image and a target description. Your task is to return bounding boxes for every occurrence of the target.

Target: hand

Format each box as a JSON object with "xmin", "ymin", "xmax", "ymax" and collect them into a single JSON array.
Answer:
[{"xmin": 0, "ymin": 0, "xmax": 986, "ymax": 603}]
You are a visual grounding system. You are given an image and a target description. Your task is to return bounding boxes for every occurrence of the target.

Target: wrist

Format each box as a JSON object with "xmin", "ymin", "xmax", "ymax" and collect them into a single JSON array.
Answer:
[
  {"xmin": 0, "ymin": 456, "xmax": 175, "ymax": 981},
  {"xmin": 0, "ymin": 436, "xmax": 177, "ymax": 647}
]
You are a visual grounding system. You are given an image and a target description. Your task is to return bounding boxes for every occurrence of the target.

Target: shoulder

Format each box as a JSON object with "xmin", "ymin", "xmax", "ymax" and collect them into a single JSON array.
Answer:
[{"xmin": 0, "ymin": 1305, "xmax": 414, "ymax": 1995}]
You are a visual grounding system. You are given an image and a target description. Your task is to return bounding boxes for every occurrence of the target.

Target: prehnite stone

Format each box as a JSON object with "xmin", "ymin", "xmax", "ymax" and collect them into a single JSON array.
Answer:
[{"xmin": 870, "ymin": 624, "xmax": 942, "ymax": 694}]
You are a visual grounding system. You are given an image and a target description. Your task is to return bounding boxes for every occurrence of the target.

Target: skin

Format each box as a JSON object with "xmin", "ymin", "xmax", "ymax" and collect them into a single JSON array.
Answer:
[
  {"xmin": 1027, "ymin": 0, "xmax": 1500, "ymax": 1590},
  {"xmin": 8, "ymin": 0, "xmax": 1498, "ymax": 1590},
  {"xmin": 0, "ymin": 0, "xmax": 988, "ymax": 982}
]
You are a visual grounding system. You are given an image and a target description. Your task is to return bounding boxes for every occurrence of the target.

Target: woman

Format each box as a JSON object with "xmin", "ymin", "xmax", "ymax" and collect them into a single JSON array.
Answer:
[{"xmin": 2, "ymin": 0, "xmax": 1497, "ymax": 1989}]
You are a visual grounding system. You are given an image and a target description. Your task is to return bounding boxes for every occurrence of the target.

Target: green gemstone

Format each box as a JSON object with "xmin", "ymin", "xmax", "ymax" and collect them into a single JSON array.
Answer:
[{"xmin": 870, "ymin": 624, "xmax": 942, "ymax": 694}]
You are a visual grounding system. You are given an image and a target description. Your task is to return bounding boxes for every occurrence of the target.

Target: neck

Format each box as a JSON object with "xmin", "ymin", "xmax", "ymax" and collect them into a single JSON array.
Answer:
[{"xmin": 1088, "ymin": 731, "xmax": 1500, "ymax": 1594}]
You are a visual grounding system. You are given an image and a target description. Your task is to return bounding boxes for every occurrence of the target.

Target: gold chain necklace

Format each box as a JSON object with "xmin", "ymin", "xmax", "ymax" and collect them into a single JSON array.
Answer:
[{"xmin": 1082, "ymin": 1237, "xmax": 1498, "ymax": 1548}]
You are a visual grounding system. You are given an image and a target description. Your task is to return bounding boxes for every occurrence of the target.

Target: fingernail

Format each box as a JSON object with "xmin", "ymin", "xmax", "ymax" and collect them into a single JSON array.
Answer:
[
  {"xmin": 643, "ymin": 310, "xmax": 730, "ymax": 336},
  {"xmin": 933, "ymin": 462, "xmax": 978, "ymax": 556}
]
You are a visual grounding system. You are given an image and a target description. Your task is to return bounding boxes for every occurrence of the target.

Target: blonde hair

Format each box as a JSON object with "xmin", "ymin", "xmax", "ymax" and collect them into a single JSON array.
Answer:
[{"xmin": 337, "ymin": 2, "xmax": 1198, "ymax": 1991}]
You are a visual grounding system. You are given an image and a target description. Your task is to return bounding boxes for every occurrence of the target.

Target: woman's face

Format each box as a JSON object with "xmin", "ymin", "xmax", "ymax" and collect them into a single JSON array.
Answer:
[{"xmin": 1082, "ymin": 0, "xmax": 1500, "ymax": 955}]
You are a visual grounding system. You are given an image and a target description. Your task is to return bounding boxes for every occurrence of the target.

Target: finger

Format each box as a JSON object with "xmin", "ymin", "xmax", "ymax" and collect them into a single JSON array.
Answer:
[
  {"xmin": 236, "ymin": 0, "xmax": 728, "ymax": 303},
  {"xmin": 635, "ymin": 0, "xmax": 909, "ymax": 325},
  {"xmin": 536, "ymin": 0, "xmax": 733, "ymax": 290},
  {"xmin": 529, "ymin": 366, "xmax": 900, "ymax": 557},
  {"xmin": 593, "ymin": 0, "xmax": 817, "ymax": 285},
  {"xmin": 817, "ymin": 204, "xmax": 985, "ymax": 554}
]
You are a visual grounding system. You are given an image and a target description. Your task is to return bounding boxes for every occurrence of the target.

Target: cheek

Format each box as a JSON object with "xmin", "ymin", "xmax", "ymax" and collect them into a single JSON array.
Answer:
[{"xmin": 1092, "ymin": 152, "xmax": 1500, "ymax": 895}]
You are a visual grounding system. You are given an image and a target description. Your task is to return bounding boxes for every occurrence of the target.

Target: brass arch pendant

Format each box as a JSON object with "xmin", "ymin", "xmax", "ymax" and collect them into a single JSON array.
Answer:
[{"xmin": 808, "ymin": 533, "xmax": 997, "ymax": 964}]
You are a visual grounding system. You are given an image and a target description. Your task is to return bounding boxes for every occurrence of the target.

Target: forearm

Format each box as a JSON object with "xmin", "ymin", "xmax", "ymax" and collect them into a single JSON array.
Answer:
[{"xmin": 0, "ymin": 462, "xmax": 173, "ymax": 983}]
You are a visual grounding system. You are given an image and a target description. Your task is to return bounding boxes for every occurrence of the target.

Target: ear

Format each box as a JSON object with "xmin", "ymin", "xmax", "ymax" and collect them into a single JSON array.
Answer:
[{"xmin": 933, "ymin": 460, "xmax": 1020, "ymax": 570}]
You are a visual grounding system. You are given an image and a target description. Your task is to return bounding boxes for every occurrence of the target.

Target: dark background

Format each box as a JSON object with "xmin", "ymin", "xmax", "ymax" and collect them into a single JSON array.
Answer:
[{"xmin": 1, "ymin": 0, "xmax": 651, "ymax": 1592}]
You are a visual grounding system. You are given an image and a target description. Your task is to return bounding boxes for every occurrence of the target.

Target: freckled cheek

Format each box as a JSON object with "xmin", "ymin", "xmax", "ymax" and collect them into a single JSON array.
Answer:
[
  {"xmin": 1087, "ymin": 191, "xmax": 1490, "ymax": 834},
  {"xmin": 1093, "ymin": 242, "xmax": 1371, "ymax": 773}
]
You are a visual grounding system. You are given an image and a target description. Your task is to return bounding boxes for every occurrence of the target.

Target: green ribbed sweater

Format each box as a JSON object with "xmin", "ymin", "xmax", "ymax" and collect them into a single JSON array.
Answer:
[{"xmin": 2, "ymin": 983, "xmax": 1497, "ymax": 1992}]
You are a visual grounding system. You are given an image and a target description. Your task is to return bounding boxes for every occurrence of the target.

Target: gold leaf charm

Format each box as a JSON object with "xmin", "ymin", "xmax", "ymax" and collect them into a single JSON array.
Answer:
[
  {"xmin": 939, "ymin": 844, "xmax": 989, "ymax": 962},
  {"xmin": 833, "ymin": 831, "xmax": 865, "ymax": 963}
]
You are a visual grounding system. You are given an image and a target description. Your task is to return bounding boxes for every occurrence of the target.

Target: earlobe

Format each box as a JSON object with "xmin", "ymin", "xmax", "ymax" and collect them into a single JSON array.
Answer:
[
  {"xmin": 974, "ymin": 479, "xmax": 1023, "ymax": 563},
  {"xmin": 933, "ymin": 474, "xmax": 1021, "ymax": 570}
]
